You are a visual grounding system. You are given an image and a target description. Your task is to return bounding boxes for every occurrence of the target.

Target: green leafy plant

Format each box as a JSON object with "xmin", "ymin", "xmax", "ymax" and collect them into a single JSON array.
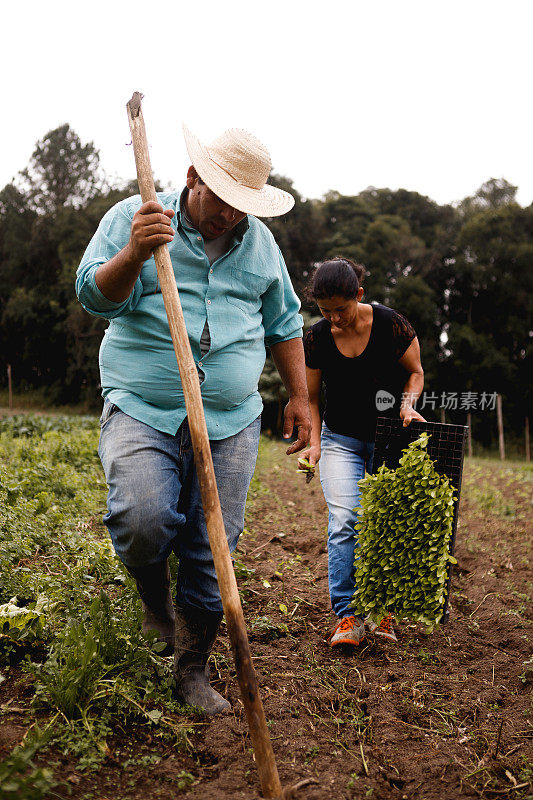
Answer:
[
  {"xmin": 0, "ymin": 596, "xmax": 49, "ymax": 661},
  {"xmin": 0, "ymin": 417, "xmax": 193, "ymax": 777},
  {"xmin": 29, "ymin": 589, "xmax": 191, "ymax": 771},
  {"xmin": 174, "ymin": 770, "xmax": 196, "ymax": 790},
  {"xmin": 0, "ymin": 733, "xmax": 56, "ymax": 800},
  {"xmin": 0, "ymin": 414, "xmax": 98, "ymax": 438},
  {"xmin": 251, "ymin": 615, "xmax": 288, "ymax": 641},
  {"xmin": 33, "ymin": 590, "xmax": 167, "ymax": 720},
  {"xmin": 351, "ymin": 433, "xmax": 456, "ymax": 629}
]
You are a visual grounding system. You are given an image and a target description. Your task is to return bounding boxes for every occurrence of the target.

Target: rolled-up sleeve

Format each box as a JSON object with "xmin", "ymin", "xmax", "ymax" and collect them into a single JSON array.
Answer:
[
  {"xmin": 76, "ymin": 199, "xmax": 143, "ymax": 318},
  {"xmin": 262, "ymin": 247, "xmax": 303, "ymax": 347}
]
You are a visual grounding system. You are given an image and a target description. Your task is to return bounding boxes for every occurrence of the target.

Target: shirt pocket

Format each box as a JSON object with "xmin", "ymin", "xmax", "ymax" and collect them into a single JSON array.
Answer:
[
  {"xmin": 226, "ymin": 267, "xmax": 271, "ymax": 314},
  {"xmin": 139, "ymin": 260, "xmax": 159, "ymax": 295}
]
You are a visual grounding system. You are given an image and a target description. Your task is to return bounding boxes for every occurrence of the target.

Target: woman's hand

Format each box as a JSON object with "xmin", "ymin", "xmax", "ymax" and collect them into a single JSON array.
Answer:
[
  {"xmin": 298, "ymin": 444, "xmax": 321, "ymax": 466},
  {"xmin": 400, "ymin": 405, "xmax": 426, "ymax": 427}
]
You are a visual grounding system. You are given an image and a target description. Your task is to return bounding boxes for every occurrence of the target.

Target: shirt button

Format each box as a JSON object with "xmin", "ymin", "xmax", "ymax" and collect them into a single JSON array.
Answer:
[
  {"xmin": 198, "ymin": 362, "xmax": 203, "ymax": 368},
  {"xmin": 207, "ymin": 299, "xmax": 211, "ymax": 304},
  {"xmin": 197, "ymin": 236, "xmax": 202, "ymax": 241},
  {"xmin": 210, "ymin": 269, "xmax": 213, "ymax": 274}
]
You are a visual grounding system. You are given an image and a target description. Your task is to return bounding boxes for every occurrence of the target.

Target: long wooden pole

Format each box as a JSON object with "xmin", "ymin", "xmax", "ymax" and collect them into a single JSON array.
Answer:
[{"xmin": 126, "ymin": 93, "xmax": 282, "ymax": 799}]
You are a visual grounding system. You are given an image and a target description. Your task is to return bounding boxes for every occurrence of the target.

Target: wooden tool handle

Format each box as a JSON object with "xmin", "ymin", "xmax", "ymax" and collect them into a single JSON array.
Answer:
[{"xmin": 126, "ymin": 92, "xmax": 282, "ymax": 799}]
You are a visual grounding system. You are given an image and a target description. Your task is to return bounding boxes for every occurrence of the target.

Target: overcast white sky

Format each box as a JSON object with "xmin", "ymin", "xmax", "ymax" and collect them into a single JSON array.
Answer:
[{"xmin": 2, "ymin": 0, "xmax": 532, "ymax": 207}]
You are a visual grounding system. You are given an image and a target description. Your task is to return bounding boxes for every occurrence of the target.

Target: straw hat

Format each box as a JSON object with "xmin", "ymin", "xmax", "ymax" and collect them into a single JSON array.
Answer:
[{"xmin": 182, "ymin": 124, "xmax": 295, "ymax": 218}]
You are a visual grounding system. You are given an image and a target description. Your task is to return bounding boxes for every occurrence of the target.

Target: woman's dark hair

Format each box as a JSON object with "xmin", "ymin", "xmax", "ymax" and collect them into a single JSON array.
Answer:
[{"xmin": 305, "ymin": 256, "xmax": 366, "ymax": 301}]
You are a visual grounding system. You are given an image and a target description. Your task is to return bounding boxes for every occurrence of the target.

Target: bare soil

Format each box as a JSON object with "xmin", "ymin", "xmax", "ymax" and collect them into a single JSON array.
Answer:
[{"xmin": 1, "ymin": 442, "xmax": 532, "ymax": 799}]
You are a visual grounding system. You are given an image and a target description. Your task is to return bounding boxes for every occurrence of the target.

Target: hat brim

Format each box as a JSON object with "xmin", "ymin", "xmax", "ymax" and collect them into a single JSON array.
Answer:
[{"xmin": 182, "ymin": 124, "xmax": 295, "ymax": 218}]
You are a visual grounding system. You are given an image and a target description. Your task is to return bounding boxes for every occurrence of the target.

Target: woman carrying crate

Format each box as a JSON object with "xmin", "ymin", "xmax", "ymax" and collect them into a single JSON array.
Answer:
[{"xmin": 301, "ymin": 257, "xmax": 426, "ymax": 647}]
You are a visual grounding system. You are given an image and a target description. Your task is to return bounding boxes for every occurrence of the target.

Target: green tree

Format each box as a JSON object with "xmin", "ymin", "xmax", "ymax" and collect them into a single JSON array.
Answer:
[
  {"xmin": 358, "ymin": 187, "xmax": 457, "ymax": 252},
  {"xmin": 442, "ymin": 200, "xmax": 533, "ymax": 443},
  {"xmin": 18, "ymin": 124, "xmax": 103, "ymax": 214},
  {"xmin": 317, "ymin": 191, "xmax": 373, "ymax": 265},
  {"xmin": 0, "ymin": 123, "xmax": 132, "ymax": 402},
  {"xmin": 264, "ymin": 175, "xmax": 325, "ymax": 296},
  {"xmin": 457, "ymin": 178, "xmax": 518, "ymax": 218},
  {"xmin": 387, "ymin": 274, "xmax": 441, "ymax": 388},
  {"xmin": 360, "ymin": 214, "xmax": 426, "ymax": 302}
]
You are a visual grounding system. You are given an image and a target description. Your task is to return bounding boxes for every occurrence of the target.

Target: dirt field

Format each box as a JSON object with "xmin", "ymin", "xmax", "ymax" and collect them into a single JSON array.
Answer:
[{"xmin": 1, "ymin": 437, "xmax": 531, "ymax": 799}]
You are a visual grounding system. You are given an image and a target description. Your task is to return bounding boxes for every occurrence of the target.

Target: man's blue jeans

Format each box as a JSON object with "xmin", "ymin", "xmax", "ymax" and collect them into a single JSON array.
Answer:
[
  {"xmin": 98, "ymin": 400, "xmax": 261, "ymax": 613},
  {"xmin": 319, "ymin": 423, "xmax": 374, "ymax": 618}
]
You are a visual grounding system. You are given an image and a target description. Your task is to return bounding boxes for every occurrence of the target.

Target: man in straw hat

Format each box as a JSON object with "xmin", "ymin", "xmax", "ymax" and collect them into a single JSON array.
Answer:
[{"xmin": 76, "ymin": 125, "xmax": 310, "ymax": 714}]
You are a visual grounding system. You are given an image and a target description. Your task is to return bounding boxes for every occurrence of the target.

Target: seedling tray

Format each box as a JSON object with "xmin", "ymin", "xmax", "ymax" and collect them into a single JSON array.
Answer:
[{"xmin": 372, "ymin": 417, "xmax": 468, "ymax": 622}]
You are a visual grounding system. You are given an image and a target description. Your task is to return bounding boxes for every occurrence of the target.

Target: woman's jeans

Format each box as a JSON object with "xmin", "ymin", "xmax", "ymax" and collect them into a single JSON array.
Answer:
[
  {"xmin": 98, "ymin": 400, "xmax": 260, "ymax": 613},
  {"xmin": 319, "ymin": 423, "xmax": 374, "ymax": 619}
]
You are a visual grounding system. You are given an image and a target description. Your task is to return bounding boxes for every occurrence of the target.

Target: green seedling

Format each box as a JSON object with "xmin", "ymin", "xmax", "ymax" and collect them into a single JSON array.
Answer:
[
  {"xmin": 297, "ymin": 457, "xmax": 315, "ymax": 483},
  {"xmin": 351, "ymin": 433, "xmax": 456, "ymax": 630}
]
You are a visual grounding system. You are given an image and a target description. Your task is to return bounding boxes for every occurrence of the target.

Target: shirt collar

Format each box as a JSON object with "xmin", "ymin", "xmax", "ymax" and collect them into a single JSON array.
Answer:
[{"xmin": 178, "ymin": 187, "xmax": 249, "ymax": 242}]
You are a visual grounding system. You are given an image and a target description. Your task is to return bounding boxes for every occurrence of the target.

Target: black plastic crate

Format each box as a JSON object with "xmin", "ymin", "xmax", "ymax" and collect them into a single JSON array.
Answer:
[{"xmin": 372, "ymin": 417, "xmax": 468, "ymax": 622}]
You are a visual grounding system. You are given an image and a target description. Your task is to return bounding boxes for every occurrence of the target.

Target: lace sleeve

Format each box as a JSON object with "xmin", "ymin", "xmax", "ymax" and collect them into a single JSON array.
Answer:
[
  {"xmin": 304, "ymin": 326, "xmax": 321, "ymax": 368},
  {"xmin": 391, "ymin": 310, "xmax": 416, "ymax": 360}
]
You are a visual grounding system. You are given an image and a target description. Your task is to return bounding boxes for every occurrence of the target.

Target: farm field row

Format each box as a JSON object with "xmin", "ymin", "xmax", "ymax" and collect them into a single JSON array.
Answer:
[{"xmin": 0, "ymin": 415, "xmax": 531, "ymax": 799}]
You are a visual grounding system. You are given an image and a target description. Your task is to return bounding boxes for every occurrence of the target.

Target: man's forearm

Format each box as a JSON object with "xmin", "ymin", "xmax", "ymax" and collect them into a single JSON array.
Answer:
[
  {"xmin": 95, "ymin": 245, "xmax": 144, "ymax": 302},
  {"xmin": 270, "ymin": 338, "xmax": 308, "ymax": 398},
  {"xmin": 270, "ymin": 337, "xmax": 311, "ymax": 452},
  {"xmin": 94, "ymin": 201, "xmax": 176, "ymax": 302}
]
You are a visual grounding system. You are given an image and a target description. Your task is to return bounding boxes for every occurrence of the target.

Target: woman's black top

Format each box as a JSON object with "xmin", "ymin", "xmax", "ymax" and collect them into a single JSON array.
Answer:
[{"xmin": 304, "ymin": 304, "xmax": 416, "ymax": 442}]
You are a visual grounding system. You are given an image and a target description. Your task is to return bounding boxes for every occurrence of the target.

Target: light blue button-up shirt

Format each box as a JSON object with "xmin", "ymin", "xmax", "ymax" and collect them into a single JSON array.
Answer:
[{"xmin": 76, "ymin": 191, "xmax": 303, "ymax": 439}]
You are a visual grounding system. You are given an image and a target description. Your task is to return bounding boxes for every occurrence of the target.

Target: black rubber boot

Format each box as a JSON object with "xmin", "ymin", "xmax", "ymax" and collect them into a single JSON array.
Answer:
[
  {"xmin": 173, "ymin": 604, "xmax": 231, "ymax": 715},
  {"xmin": 127, "ymin": 561, "xmax": 175, "ymax": 655}
]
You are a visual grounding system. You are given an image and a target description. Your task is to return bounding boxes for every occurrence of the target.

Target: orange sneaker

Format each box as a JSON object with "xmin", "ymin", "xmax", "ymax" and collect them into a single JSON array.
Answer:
[
  {"xmin": 328, "ymin": 616, "xmax": 366, "ymax": 647},
  {"xmin": 373, "ymin": 613, "xmax": 398, "ymax": 643}
]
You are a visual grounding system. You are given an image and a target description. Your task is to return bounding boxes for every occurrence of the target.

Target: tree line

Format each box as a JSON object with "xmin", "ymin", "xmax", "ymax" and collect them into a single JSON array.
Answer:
[{"xmin": 0, "ymin": 125, "xmax": 531, "ymax": 453}]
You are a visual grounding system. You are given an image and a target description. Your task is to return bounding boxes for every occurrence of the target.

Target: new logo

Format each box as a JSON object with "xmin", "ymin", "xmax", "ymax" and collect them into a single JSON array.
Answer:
[{"xmin": 375, "ymin": 390, "xmax": 395, "ymax": 410}]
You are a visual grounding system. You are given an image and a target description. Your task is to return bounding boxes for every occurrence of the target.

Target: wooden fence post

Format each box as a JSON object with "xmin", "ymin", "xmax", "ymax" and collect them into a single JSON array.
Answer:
[
  {"xmin": 467, "ymin": 412, "xmax": 473, "ymax": 457},
  {"xmin": 7, "ymin": 364, "xmax": 12, "ymax": 410},
  {"xmin": 496, "ymin": 394, "xmax": 505, "ymax": 461}
]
